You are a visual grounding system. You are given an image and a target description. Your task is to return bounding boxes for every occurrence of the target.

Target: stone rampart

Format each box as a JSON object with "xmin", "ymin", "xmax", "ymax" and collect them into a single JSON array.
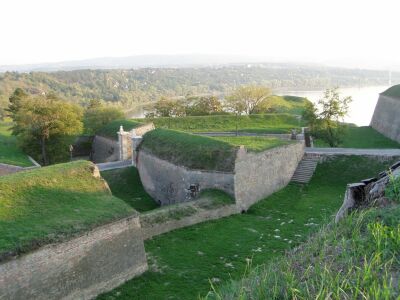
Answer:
[
  {"xmin": 0, "ymin": 163, "xmax": 24, "ymax": 176},
  {"xmin": 137, "ymin": 151, "xmax": 235, "ymax": 205},
  {"xmin": 234, "ymin": 142, "xmax": 304, "ymax": 210},
  {"xmin": 0, "ymin": 216, "xmax": 147, "ymax": 300},
  {"xmin": 92, "ymin": 135, "xmax": 119, "ymax": 163},
  {"xmin": 371, "ymin": 94, "xmax": 400, "ymax": 143}
]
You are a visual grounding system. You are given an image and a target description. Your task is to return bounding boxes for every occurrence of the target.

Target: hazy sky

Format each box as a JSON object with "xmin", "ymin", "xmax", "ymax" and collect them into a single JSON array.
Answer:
[{"xmin": 1, "ymin": 0, "xmax": 399, "ymax": 68}]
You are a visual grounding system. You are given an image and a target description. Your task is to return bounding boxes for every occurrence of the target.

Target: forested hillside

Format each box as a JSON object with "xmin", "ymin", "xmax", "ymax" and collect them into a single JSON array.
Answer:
[{"xmin": 0, "ymin": 64, "xmax": 397, "ymax": 112}]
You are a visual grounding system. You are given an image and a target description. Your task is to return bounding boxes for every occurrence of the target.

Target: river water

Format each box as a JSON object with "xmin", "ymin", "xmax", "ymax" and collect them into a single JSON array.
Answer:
[
  {"xmin": 129, "ymin": 85, "xmax": 389, "ymax": 126},
  {"xmin": 276, "ymin": 85, "xmax": 389, "ymax": 126}
]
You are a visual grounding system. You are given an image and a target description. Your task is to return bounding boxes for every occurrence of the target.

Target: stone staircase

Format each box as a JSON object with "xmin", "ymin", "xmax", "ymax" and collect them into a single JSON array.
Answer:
[{"xmin": 291, "ymin": 153, "xmax": 320, "ymax": 184}]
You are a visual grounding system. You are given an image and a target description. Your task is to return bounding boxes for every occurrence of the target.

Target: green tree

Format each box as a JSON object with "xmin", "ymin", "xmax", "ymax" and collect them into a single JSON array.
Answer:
[
  {"xmin": 154, "ymin": 97, "xmax": 185, "ymax": 117},
  {"xmin": 15, "ymin": 95, "xmax": 83, "ymax": 165},
  {"xmin": 303, "ymin": 88, "xmax": 352, "ymax": 147},
  {"xmin": 225, "ymin": 94, "xmax": 247, "ymax": 136},
  {"xmin": 185, "ymin": 96, "xmax": 223, "ymax": 116},
  {"xmin": 228, "ymin": 85, "xmax": 272, "ymax": 114},
  {"xmin": 6, "ymin": 88, "xmax": 28, "ymax": 134},
  {"xmin": 84, "ymin": 104, "xmax": 124, "ymax": 134}
]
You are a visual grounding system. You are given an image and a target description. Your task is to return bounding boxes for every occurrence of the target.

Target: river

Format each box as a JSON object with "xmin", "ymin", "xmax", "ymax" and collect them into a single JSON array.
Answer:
[{"xmin": 128, "ymin": 85, "xmax": 389, "ymax": 126}]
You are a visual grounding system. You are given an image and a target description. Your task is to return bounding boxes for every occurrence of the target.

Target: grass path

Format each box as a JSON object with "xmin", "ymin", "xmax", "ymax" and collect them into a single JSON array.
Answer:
[
  {"xmin": 0, "ymin": 122, "xmax": 32, "ymax": 167},
  {"xmin": 98, "ymin": 156, "xmax": 397, "ymax": 300}
]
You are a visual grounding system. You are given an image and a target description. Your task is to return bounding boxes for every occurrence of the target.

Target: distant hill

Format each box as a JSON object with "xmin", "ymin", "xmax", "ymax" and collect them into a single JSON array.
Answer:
[{"xmin": 0, "ymin": 64, "xmax": 398, "ymax": 111}]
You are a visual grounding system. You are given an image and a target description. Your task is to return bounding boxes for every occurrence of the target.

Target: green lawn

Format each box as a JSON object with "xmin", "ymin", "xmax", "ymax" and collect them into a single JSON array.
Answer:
[
  {"xmin": 96, "ymin": 119, "xmax": 144, "ymax": 140},
  {"xmin": 98, "ymin": 156, "xmax": 397, "ymax": 300},
  {"xmin": 0, "ymin": 161, "xmax": 134, "ymax": 261},
  {"xmin": 0, "ymin": 122, "xmax": 32, "ymax": 167},
  {"xmin": 141, "ymin": 113, "xmax": 302, "ymax": 134},
  {"xmin": 314, "ymin": 126, "xmax": 400, "ymax": 148},
  {"xmin": 212, "ymin": 136, "xmax": 292, "ymax": 152},
  {"xmin": 101, "ymin": 167, "xmax": 159, "ymax": 212}
]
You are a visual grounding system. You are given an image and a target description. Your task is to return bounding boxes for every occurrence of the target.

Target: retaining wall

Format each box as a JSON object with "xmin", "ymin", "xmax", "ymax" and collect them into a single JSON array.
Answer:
[
  {"xmin": 137, "ymin": 151, "xmax": 235, "ymax": 205},
  {"xmin": 0, "ymin": 216, "xmax": 147, "ymax": 300},
  {"xmin": 234, "ymin": 142, "xmax": 304, "ymax": 210},
  {"xmin": 371, "ymin": 94, "xmax": 400, "ymax": 143},
  {"xmin": 0, "ymin": 163, "xmax": 24, "ymax": 176},
  {"xmin": 92, "ymin": 135, "xmax": 119, "ymax": 163}
]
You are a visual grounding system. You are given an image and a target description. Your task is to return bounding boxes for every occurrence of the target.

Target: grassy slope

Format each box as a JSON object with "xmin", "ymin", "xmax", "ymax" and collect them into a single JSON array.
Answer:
[
  {"xmin": 314, "ymin": 126, "xmax": 400, "ymax": 148},
  {"xmin": 265, "ymin": 95, "xmax": 310, "ymax": 114},
  {"xmin": 143, "ymin": 113, "xmax": 302, "ymax": 134},
  {"xmin": 0, "ymin": 122, "xmax": 32, "ymax": 167},
  {"xmin": 96, "ymin": 119, "xmax": 144, "ymax": 140},
  {"xmin": 0, "ymin": 161, "xmax": 134, "ymax": 259},
  {"xmin": 101, "ymin": 167, "xmax": 159, "ymax": 212},
  {"xmin": 208, "ymin": 205, "xmax": 400, "ymax": 299},
  {"xmin": 140, "ymin": 129, "xmax": 238, "ymax": 172},
  {"xmin": 382, "ymin": 84, "xmax": 400, "ymax": 98},
  {"xmin": 98, "ymin": 156, "xmax": 397, "ymax": 300}
]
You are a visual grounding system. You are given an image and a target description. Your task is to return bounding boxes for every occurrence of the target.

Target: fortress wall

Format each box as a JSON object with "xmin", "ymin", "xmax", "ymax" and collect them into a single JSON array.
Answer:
[
  {"xmin": 234, "ymin": 142, "xmax": 304, "ymax": 210},
  {"xmin": 0, "ymin": 163, "xmax": 24, "ymax": 177},
  {"xmin": 137, "ymin": 151, "xmax": 235, "ymax": 205},
  {"xmin": 134, "ymin": 123, "xmax": 155, "ymax": 136},
  {"xmin": 371, "ymin": 94, "xmax": 400, "ymax": 143},
  {"xmin": 140, "ymin": 202, "xmax": 239, "ymax": 240},
  {"xmin": 92, "ymin": 135, "xmax": 119, "ymax": 163},
  {"xmin": 0, "ymin": 216, "xmax": 147, "ymax": 300}
]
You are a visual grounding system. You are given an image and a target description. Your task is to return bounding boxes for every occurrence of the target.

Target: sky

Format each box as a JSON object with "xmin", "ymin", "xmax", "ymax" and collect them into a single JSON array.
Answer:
[{"xmin": 1, "ymin": 0, "xmax": 400, "ymax": 69}]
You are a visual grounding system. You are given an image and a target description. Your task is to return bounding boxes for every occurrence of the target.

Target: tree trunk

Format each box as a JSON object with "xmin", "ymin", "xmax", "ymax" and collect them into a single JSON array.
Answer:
[{"xmin": 41, "ymin": 136, "xmax": 48, "ymax": 165}]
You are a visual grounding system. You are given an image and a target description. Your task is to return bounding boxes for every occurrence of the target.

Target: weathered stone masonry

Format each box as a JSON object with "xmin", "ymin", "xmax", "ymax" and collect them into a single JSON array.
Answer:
[
  {"xmin": 371, "ymin": 94, "xmax": 400, "ymax": 143},
  {"xmin": 137, "ymin": 141, "xmax": 304, "ymax": 210},
  {"xmin": 0, "ymin": 216, "xmax": 147, "ymax": 300}
]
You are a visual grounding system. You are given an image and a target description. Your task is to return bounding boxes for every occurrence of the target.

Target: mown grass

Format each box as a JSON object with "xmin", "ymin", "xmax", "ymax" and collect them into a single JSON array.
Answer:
[
  {"xmin": 98, "ymin": 156, "xmax": 397, "ymax": 300},
  {"xmin": 0, "ymin": 161, "xmax": 134, "ymax": 260},
  {"xmin": 96, "ymin": 119, "xmax": 144, "ymax": 140},
  {"xmin": 140, "ymin": 129, "xmax": 238, "ymax": 172},
  {"xmin": 101, "ymin": 167, "xmax": 159, "ymax": 212},
  {"xmin": 0, "ymin": 122, "xmax": 32, "ymax": 167},
  {"xmin": 314, "ymin": 126, "xmax": 400, "ymax": 148},
  {"xmin": 206, "ymin": 205, "xmax": 400, "ymax": 299},
  {"xmin": 212, "ymin": 136, "xmax": 292, "ymax": 152},
  {"xmin": 142, "ymin": 113, "xmax": 302, "ymax": 133},
  {"xmin": 264, "ymin": 95, "xmax": 311, "ymax": 115}
]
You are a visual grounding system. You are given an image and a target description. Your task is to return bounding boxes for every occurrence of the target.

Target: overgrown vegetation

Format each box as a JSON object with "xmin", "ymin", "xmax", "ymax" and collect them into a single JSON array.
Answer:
[
  {"xmin": 386, "ymin": 172, "xmax": 400, "ymax": 202},
  {"xmin": 101, "ymin": 167, "xmax": 159, "ymax": 212},
  {"xmin": 0, "ymin": 161, "xmax": 134, "ymax": 261},
  {"xmin": 142, "ymin": 114, "xmax": 302, "ymax": 134},
  {"xmin": 314, "ymin": 126, "xmax": 400, "ymax": 148},
  {"xmin": 0, "ymin": 122, "xmax": 32, "ymax": 166},
  {"xmin": 98, "ymin": 156, "xmax": 397, "ymax": 300},
  {"xmin": 205, "ymin": 206, "xmax": 400, "ymax": 299}
]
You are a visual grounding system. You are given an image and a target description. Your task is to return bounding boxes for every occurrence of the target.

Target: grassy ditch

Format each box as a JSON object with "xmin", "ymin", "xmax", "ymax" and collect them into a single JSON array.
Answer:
[
  {"xmin": 206, "ymin": 205, "xmax": 400, "ymax": 299},
  {"xmin": 101, "ymin": 167, "xmax": 159, "ymax": 212},
  {"xmin": 0, "ymin": 161, "xmax": 134, "ymax": 261},
  {"xmin": 98, "ymin": 155, "xmax": 398, "ymax": 300},
  {"xmin": 212, "ymin": 136, "xmax": 292, "ymax": 152},
  {"xmin": 142, "ymin": 113, "xmax": 302, "ymax": 134},
  {"xmin": 0, "ymin": 122, "xmax": 32, "ymax": 167}
]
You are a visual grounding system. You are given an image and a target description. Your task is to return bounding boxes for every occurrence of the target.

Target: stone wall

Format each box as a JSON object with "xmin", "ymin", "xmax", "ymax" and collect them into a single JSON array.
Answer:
[
  {"xmin": 0, "ymin": 163, "xmax": 24, "ymax": 177},
  {"xmin": 134, "ymin": 123, "xmax": 155, "ymax": 136},
  {"xmin": 140, "ymin": 201, "xmax": 239, "ymax": 239},
  {"xmin": 137, "ymin": 151, "xmax": 235, "ymax": 205},
  {"xmin": 92, "ymin": 135, "xmax": 119, "ymax": 163},
  {"xmin": 234, "ymin": 142, "xmax": 304, "ymax": 210},
  {"xmin": 371, "ymin": 94, "xmax": 400, "ymax": 143},
  {"xmin": 0, "ymin": 216, "xmax": 147, "ymax": 300}
]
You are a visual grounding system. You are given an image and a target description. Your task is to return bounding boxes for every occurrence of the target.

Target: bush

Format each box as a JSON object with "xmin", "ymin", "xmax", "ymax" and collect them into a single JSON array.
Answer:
[{"xmin": 386, "ymin": 172, "xmax": 400, "ymax": 202}]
